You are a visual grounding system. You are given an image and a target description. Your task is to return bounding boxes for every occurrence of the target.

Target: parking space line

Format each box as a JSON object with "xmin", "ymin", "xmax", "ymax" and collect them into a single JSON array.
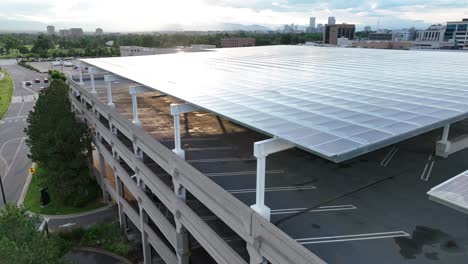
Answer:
[
  {"xmin": 187, "ymin": 157, "xmax": 255, "ymax": 163},
  {"xmin": 163, "ymin": 137, "xmax": 220, "ymax": 142},
  {"xmin": 228, "ymin": 184, "xmax": 316, "ymax": 194},
  {"xmin": 381, "ymin": 146, "xmax": 398, "ymax": 167},
  {"xmin": 186, "ymin": 146, "xmax": 235, "ymax": 151},
  {"xmin": 3, "ymin": 116, "xmax": 28, "ymax": 120},
  {"xmin": 271, "ymin": 205, "xmax": 357, "ymax": 215},
  {"xmin": 206, "ymin": 169, "xmax": 284, "ymax": 177},
  {"xmin": 297, "ymin": 231, "xmax": 409, "ymax": 245}
]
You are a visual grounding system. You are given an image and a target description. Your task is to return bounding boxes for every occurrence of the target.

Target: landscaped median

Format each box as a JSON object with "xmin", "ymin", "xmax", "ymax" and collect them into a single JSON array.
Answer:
[
  {"xmin": 0, "ymin": 67, "xmax": 14, "ymax": 119},
  {"xmin": 23, "ymin": 165, "xmax": 104, "ymax": 215}
]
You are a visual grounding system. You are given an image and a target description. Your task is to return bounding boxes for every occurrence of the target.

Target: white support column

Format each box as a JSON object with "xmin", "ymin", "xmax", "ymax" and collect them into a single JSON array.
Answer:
[
  {"xmin": 89, "ymin": 67, "xmax": 97, "ymax": 94},
  {"xmin": 78, "ymin": 63, "xmax": 84, "ymax": 85},
  {"xmin": 170, "ymin": 103, "xmax": 200, "ymax": 160},
  {"xmin": 139, "ymin": 205, "xmax": 151, "ymax": 264},
  {"xmin": 441, "ymin": 124, "xmax": 450, "ymax": 143},
  {"xmin": 129, "ymin": 86, "xmax": 142, "ymax": 127},
  {"xmin": 250, "ymin": 138, "xmax": 294, "ymax": 221},
  {"xmin": 173, "ymin": 180, "xmax": 189, "ymax": 264},
  {"xmin": 104, "ymin": 75, "xmax": 115, "ymax": 107}
]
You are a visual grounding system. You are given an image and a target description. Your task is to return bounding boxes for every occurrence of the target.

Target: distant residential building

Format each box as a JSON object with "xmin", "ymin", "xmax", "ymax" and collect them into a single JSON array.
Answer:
[
  {"xmin": 69, "ymin": 28, "xmax": 83, "ymax": 37},
  {"xmin": 59, "ymin": 29, "xmax": 69, "ymax": 37},
  {"xmin": 46, "ymin": 25, "xmax": 55, "ymax": 35},
  {"xmin": 328, "ymin": 17, "xmax": 336, "ymax": 25},
  {"xmin": 309, "ymin": 17, "xmax": 316, "ymax": 28},
  {"xmin": 369, "ymin": 33, "xmax": 392, "ymax": 41},
  {"xmin": 392, "ymin": 29, "xmax": 412, "ymax": 42},
  {"xmin": 316, "ymin": 24, "xmax": 324, "ymax": 33},
  {"xmin": 221, "ymin": 38, "xmax": 256, "ymax": 48},
  {"xmin": 444, "ymin": 18, "xmax": 468, "ymax": 49},
  {"xmin": 416, "ymin": 24, "xmax": 445, "ymax": 42},
  {"xmin": 364, "ymin": 26, "xmax": 372, "ymax": 32},
  {"xmin": 324, "ymin": 24, "xmax": 355, "ymax": 45},
  {"xmin": 95, "ymin": 28, "xmax": 104, "ymax": 36}
]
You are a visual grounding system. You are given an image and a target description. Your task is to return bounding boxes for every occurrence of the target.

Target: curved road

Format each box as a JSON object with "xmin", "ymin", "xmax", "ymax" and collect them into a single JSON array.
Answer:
[{"xmin": 0, "ymin": 59, "xmax": 46, "ymax": 206}]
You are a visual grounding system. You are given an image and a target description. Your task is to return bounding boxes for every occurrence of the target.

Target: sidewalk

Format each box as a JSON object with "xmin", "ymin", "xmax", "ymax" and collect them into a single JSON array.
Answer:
[{"xmin": 45, "ymin": 204, "xmax": 118, "ymax": 231}]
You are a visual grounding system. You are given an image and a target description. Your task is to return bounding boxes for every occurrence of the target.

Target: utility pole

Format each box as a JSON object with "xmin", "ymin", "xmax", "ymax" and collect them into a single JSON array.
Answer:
[{"xmin": 0, "ymin": 174, "xmax": 6, "ymax": 205}]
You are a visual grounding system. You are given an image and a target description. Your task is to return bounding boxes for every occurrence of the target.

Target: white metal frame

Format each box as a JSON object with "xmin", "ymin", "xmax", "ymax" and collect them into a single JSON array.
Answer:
[
  {"xmin": 104, "ymin": 75, "xmax": 117, "ymax": 107},
  {"xmin": 170, "ymin": 103, "xmax": 200, "ymax": 160},
  {"xmin": 251, "ymin": 137, "xmax": 294, "ymax": 221},
  {"xmin": 88, "ymin": 67, "xmax": 97, "ymax": 94},
  {"xmin": 128, "ymin": 86, "xmax": 152, "ymax": 127}
]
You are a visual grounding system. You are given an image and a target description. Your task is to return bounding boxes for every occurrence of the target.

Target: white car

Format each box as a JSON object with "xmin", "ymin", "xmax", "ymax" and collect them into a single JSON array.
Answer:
[
  {"xmin": 63, "ymin": 61, "xmax": 74, "ymax": 67},
  {"xmin": 52, "ymin": 61, "xmax": 62, "ymax": 66}
]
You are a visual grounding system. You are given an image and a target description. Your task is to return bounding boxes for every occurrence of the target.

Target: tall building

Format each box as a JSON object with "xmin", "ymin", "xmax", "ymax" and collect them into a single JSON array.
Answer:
[
  {"xmin": 283, "ymin": 24, "xmax": 295, "ymax": 33},
  {"xmin": 364, "ymin": 26, "xmax": 372, "ymax": 32},
  {"xmin": 309, "ymin": 17, "xmax": 316, "ymax": 28},
  {"xmin": 416, "ymin": 24, "xmax": 445, "ymax": 42},
  {"xmin": 316, "ymin": 24, "xmax": 324, "ymax": 33},
  {"xmin": 444, "ymin": 18, "xmax": 468, "ymax": 49},
  {"xmin": 328, "ymin": 16, "xmax": 336, "ymax": 25},
  {"xmin": 69, "ymin": 28, "xmax": 83, "ymax": 37},
  {"xmin": 95, "ymin": 28, "xmax": 104, "ymax": 36},
  {"xmin": 324, "ymin": 24, "xmax": 355, "ymax": 45},
  {"xmin": 59, "ymin": 29, "xmax": 69, "ymax": 37},
  {"xmin": 46, "ymin": 25, "xmax": 55, "ymax": 35}
]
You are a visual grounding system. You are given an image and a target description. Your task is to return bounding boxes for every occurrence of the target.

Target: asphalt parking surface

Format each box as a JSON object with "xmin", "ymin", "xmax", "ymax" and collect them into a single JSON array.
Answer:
[{"xmin": 81, "ymin": 77, "xmax": 468, "ymax": 264}]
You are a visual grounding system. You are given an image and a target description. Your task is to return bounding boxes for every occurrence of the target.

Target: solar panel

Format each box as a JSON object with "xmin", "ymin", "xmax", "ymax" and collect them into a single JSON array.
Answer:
[
  {"xmin": 82, "ymin": 46, "xmax": 468, "ymax": 162},
  {"xmin": 428, "ymin": 170, "xmax": 468, "ymax": 215}
]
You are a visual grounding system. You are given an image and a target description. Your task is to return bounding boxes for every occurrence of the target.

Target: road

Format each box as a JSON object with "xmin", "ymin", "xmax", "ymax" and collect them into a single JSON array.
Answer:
[{"xmin": 0, "ymin": 59, "xmax": 46, "ymax": 206}]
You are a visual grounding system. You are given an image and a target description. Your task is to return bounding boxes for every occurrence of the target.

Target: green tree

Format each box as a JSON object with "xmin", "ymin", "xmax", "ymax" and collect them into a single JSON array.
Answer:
[
  {"xmin": 31, "ymin": 34, "xmax": 53, "ymax": 54},
  {"xmin": 0, "ymin": 205, "xmax": 64, "ymax": 264},
  {"xmin": 25, "ymin": 80, "xmax": 93, "ymax": 206}
]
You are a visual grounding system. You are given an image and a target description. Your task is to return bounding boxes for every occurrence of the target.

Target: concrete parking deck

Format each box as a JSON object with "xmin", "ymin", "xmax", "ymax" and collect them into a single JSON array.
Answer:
[{"xmin": 77, "ymin": 77, "xmax": 468, "ymax": 264}]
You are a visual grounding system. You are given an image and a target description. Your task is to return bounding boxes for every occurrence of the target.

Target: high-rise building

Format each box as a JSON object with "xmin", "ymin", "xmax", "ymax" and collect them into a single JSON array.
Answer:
[
  {"xmin": 444, "ymin": 18, "xmax": 468, "ymax": 49},
  {"xmin": 69, "ymin": 28, "xmax": 83, "ymax": 37},
  {"xmin": 328, "ymin": 16, "xmax": 336, "ymax": 25},
  {"xmin": 309, "ymin": 17, "xmax": 316, "ymax": 28},
  {"xmin": 324, "ymin": 24, "xmax": 355, "ymax": 45},
  {"xmin": 364, "ymin": 26, "xmax": 372, "ymax": 32},
  {"xmin": 59, "ymin": 29, "xmax": 69, "ymax": 37},
  {"xmin": 47, "ymin": 25, "xmax": 55, "ymax": 35},
  {"xmin": 95, "ymin": 28, "xmax": 104, "ymax": 36},
  {"xmin": 316, "ymin": 24, "xmax": 324, "ymax": 33}
]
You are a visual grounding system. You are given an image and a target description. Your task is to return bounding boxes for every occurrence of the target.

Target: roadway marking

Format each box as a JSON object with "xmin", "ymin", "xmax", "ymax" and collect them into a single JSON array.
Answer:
[
  {"xmin": 200, "ymin": 205, "xmax": 357, "ymax": 221},
  {"xmin": 186, "ymin": 146, "xmax": 235, "ymax": 151},
  {"xmin": 381, "ymin": 146, "xmax": 398, "ymax": 167},
  {"xmin": 187, "ymin": 157, "xmax": 255, "ymax": 163},
  {"xmin": 297, "ymin": 231, "xmax": 410, "ymax": 245},
  {"xmin": 206, "ymin": 169, "xmax": 284, "ymax": 177},
  {"xmin": 2, "ymin": 137, "xmax": 26, "ymax": 180},
  {"xmin": 0, "ymin": 137, "xmax": 25, "ymax": 176},
  {"xmin": 271, "ymin": 205, "xmax": 357, "ymax": 215},
  {"xmin": 163, "ymin": 137, "xmax": 220, "ymax": 142},
  {"xmin": 3, "ymin": 116, "xmax": 28, "ymax": 120},
  {"xmin": 421, "ymin": 154, "xmax": 435, "ymax": 182},
  {"xmin": 228, "ymin": 184, "xmax": 316, "ymax": 194}
]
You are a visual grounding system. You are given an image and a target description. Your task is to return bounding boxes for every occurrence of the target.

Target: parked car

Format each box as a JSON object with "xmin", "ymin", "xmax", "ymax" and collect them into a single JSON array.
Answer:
[
  {"xmin": 25, "ymin": 81, "xmax": 32, "ymax": 86},
  {"xmin": 43, "ymin": 78, "xmax": 49, "ymax": 83},
  {"xmin": 63, "ymin": 61, "xmax": 74, "ymax": 67},
  {"xmin": 34, "ymin": 79, "xmax": 41, "ymax": 84}
]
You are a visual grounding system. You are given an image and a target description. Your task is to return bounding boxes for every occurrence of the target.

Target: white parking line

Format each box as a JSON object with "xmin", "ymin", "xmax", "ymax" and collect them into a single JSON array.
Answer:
[
  {"xmin": 271, "ymin": 205, "xmax": 357, "ymax": 215},
  {"xmin": 3, "ymin": 116, "xmax": 28, "ymax": 120},
  {"xmin": 297, "ymin": 231, "xmax": 410, "ymax": 245},
  {"xmin": 206, "ymin": 169, "xmax": 284, "ymax": 177},
  {"xmin": 381, "ymin": 146, "xmax": 398, "ymax": 167},
  {"xmin": 186, "ymin": 146, "xmax": 235, "ymax": 151},
  {"xmin": 188, "ymin": 157, "xmax": 256, "ymax": 163},
  {"xmin": 228, "ymin": 184, "xmax": 316, "ymax": 194}
]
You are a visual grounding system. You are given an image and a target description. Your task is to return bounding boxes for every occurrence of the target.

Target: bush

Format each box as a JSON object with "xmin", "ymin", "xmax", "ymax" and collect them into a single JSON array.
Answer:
[{"xmin": 48, "ymin": 70, "xmax": 66, "ymax": 81}]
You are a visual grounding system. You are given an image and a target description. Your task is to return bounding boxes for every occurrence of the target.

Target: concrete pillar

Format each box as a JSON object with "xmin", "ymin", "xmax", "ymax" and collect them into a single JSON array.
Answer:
[
  {"xmin": 115, "ymin": 175, "xmax": 127, "ymax": 231},
  {"xmin": 172, "ymin": 114, "xmax": 185, "ymax": 159},
  {"xmin": 250, "ymin": 154, "xmax": 270, "ymax": 221},
  {"xmin": 442, "ymin": 124, "xmax": 450, "ymax": 143},
  {"xmin": 78, "ymin": 63, "xmax": 84, "ymax": 85},
  {"xmin": 129, "ymin": 86, "xmax": 142, "ymax": 127},
  {"xmin": 89, "ymin": 67, "xmax": 97, "ymax": 94},
  {"xmin": 98, "ymin": 152, "xmax": 109, "ymax": 203},
  {"xmin": 104, "ymin": 75, "xmax": 115, "ymax": 107},
  {"xmin": 173, "ymin": 181, "xmax": 189, "ymax": 264},
  {"xmin": 247, "ymin": 243, "xmax": 266, "ymax": 264},
  {"xmin": 140, "ymin": 205, "xmax": 151, "ymax": 264}
]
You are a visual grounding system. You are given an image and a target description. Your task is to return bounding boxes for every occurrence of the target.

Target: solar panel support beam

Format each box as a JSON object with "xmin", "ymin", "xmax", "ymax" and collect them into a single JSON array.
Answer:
[
  {"xmin": 88, "ymin": 67, "xmax": 97, "ymax": 94},
  {"xmin": 78, "ymin": 63, "xmax": 84, "ymax": 85},
  {"xmin": 170, "ymin": 103, "xmax": 200, "ymax": 160},
  {"xmin": 251, "ymin": 138, "xmax": 294, "ymax": 221},
  {"xmin": 129, "ymin": 86, "xmax": 153, "ymax": 127},
  {"xmin": 104, "ymin": 75, "xmax": 117, "ymax": 107}
]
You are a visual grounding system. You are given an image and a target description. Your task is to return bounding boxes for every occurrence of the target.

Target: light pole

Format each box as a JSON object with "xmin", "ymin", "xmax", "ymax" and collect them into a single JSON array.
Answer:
[{"xmin": 0, "ymin": 174, "xmax": 6, "ymax": 205}]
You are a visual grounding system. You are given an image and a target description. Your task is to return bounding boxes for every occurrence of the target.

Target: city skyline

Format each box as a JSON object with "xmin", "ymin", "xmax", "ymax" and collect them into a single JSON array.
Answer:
[{"xmin": 1, "ymin": 0, "xmax": 468, "ymax": 32}]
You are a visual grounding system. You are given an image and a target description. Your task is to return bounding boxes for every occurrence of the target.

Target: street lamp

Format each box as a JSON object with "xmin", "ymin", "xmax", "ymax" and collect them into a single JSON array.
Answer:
[{"xmin": 0, "ymin": 173, "xmax": 6, "ymax": 205}]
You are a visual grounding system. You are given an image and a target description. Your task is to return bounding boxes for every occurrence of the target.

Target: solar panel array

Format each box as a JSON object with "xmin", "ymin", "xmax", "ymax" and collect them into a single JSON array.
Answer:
[
  {"xmin": 428, "ymin": 170, "xmax": 468, "ymax": 215},
  {"xmin": 82, "ymin": 46, "xmax": 468, "ymax": 162}
]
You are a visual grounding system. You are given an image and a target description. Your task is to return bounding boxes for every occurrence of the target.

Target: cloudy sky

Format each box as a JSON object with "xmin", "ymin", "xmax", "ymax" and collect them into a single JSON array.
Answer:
[{"xmin": 1, "ymin": 0, "xmax": 468, "ymax": 32}]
